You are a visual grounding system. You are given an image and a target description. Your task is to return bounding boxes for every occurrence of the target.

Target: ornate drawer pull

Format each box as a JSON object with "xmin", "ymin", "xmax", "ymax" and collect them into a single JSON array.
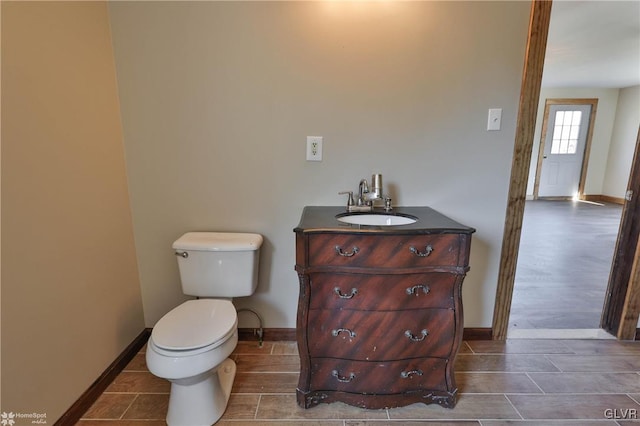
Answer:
[
  {"xmin": 409, "ymin": 245, "xmax": 433, "ymax": 257},
  {"xmin": 331, "ymin": 370, "xmax": 356, "ymax": 383},
  {"xmin": 334, "ymin": 287, "xmax": 358, "ymax": 299},
  {"xmin": 405, "ymin": 329, "xmax": 429, "ymax": 342},
  {"xmin": 406, "ymin": 284, "xmax": 430, "ymax": 296},
  {"xmin": 332, "ymin": 328, "xmax": 356, "ymax": 338},
  {"xmin": 335, "ymin": 245, "xmax": 359, "ymax": 257},
  {"xmin": 400, "ymin": 369, "xmax": 424, "ymax": 379}
]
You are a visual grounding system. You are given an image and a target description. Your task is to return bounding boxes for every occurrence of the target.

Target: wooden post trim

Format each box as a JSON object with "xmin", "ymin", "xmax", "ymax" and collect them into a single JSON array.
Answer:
[{"xmin": 492, "ymin": 0, "xmax": 552, "ymax": 340}]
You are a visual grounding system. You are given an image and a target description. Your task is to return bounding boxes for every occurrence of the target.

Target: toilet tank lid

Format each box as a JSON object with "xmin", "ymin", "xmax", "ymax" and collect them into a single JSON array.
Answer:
[{"xmin": 173, "ymin": 232, "xmax": 263, "ymax": 251}]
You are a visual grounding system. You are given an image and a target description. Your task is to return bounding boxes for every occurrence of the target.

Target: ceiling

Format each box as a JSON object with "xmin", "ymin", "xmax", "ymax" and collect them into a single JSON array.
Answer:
[{"xmin": 542, "ymin": 0, "xmax": 640, "ymax": 89}]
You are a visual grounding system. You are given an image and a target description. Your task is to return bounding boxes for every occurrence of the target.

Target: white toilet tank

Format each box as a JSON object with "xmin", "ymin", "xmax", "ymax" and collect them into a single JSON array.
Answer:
[{"xmin": 172, "ymin": 232, "xmax": 263, "ymax": 298}]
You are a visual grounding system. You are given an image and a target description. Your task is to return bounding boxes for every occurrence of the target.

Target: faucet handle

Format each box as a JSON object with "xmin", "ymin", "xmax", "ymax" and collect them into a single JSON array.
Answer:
[
  {"xmin": 338, "ymin": 191, "xmax": 355, "ymax": 207},
  {"xmin": 384, "ymin": 196, "xmax": 393, "ymax": 212}
]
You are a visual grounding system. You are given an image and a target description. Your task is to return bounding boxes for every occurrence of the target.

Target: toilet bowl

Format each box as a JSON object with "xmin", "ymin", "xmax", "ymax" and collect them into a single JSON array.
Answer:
[
  {"xmin": 147, "ymin": 232, "xmax": 262, "ymax": 425},
  {"xmin": 146, "ymin": 299, "xmax": 239, "ymax": 426}
]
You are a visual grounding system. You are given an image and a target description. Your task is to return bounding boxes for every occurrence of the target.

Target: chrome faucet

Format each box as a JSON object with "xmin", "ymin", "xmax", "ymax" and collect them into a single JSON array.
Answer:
[
  {"xmin": 357, "ymin": 179, "xmax": 370, "ymax": 206},
  {"xmin": 339, "ymin": 174, "xmax": 392, "ymax": 212}
]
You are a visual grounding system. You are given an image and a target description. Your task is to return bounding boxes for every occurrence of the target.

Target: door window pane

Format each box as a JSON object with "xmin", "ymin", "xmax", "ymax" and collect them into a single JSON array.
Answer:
[{"xmin": 550, "ymin": 110, "xmax": 582, "ymax": 154}]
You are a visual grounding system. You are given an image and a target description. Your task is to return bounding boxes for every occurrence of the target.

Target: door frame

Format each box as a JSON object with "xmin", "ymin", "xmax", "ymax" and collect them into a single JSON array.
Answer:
[
  {"xmin": 491, "ymin": 0, "xmax": 640, "ymax": 340},
  {"xmin": 602, "ymin": 128, "xmax": 640, "ymax": 339},
  {"xmin": 533, "ymin": 98, "xmax": 598, "ymax": 199}
]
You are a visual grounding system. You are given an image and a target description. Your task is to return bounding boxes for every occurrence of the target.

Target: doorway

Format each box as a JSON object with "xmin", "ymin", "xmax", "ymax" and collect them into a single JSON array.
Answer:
[
  {"xmin": 491, "ymin": 1, "xmax": 640, "ymax": 340},
  {"xmin": 507, "ymin": 96, "xmax": 620, "ymax": 337}
]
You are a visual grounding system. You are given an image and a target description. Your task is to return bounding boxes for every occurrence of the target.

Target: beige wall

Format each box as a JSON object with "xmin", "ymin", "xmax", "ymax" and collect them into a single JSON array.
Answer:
[
  {"xmin": 526, "ymin": 87, "xmax": 620, "ymax": 197},
  {"xmin": 1, "ymin": 2, "xmax": 144, "ymax": 420},
  {"xmin": 603, "ymin": 85, "xmax": 640, "ymax": 199},
  {"xmin": 109, "ymin": 1, "xmax": 531, "ymax": 329}
]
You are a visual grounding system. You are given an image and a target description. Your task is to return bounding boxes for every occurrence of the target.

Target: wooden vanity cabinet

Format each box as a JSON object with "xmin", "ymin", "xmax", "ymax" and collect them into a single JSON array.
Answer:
[{"xmin": 294, "ymin": 207, "xmax": 473, "ymax": 410}]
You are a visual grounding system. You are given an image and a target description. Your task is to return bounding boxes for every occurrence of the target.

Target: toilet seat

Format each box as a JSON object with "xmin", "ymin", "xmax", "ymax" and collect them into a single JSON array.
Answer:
[{"xmin": 151, "ymin": 299, "xmax": 237, "ymax": 352}]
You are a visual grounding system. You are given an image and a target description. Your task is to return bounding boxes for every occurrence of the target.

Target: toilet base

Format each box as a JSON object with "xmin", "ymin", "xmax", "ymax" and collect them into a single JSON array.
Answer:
[{"xmin": 166, "ymin": 358, "xmax": 237, "ymax": 426}]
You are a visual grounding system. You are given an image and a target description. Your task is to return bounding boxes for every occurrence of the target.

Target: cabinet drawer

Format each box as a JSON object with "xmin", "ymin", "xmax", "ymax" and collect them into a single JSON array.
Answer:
[
  {"xmin": 309, "ymin": 272, "xmax": 456, "ymax": 310},
  {"xmin": 308, "ymin": 234, "xmax": 461, "ymax": 268},
  {"xmin": 308, "ymin": 309, "xmax": 455, "ymax": 360},
  {"xmin": 309, "ymin": 357, "xmax": 448, "ymax": 394}
]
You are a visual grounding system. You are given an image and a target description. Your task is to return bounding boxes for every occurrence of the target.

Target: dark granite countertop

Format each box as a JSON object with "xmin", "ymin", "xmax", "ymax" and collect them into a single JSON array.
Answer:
[{"xmin": 294, "ymin": 206, "xmax": 475, "ymax": 235}]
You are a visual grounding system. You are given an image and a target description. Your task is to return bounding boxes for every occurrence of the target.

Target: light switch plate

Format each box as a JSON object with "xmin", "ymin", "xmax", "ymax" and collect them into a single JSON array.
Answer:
[{"xmin": 487, "ymin": 108, "xmax": 502, "ymax": 131}]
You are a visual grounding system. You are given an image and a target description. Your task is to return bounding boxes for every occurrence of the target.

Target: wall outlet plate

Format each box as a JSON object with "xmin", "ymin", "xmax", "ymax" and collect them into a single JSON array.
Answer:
[{"xmin": 306, "ymin": 136, "xmax": 323, "ymax": 161}]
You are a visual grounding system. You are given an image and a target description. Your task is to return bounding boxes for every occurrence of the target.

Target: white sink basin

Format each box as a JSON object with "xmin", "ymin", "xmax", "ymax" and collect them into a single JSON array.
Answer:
[{"xmin": 336, "ymin": 213, "xmax": 417, "ymax": 226}]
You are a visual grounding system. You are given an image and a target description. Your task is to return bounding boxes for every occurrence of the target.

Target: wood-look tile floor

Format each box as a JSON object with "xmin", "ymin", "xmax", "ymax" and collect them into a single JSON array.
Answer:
[{"xmin": 76, "ymin": 338, "xmax": 640, "ymax": 425}]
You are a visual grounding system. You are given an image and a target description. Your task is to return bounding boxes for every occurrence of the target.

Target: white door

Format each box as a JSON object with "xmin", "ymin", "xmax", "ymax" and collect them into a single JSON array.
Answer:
[{"xmin": 538, "ymin": 104, "xmax": 592, "ymax": 198}]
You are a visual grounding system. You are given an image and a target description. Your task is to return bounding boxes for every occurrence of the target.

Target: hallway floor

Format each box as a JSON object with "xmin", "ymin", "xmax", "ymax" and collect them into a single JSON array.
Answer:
[
  {"xmin": 76, "ymin": 339, "xmax": 640, "ymax": 425},
  {"xmin": 509, "ymin": 200, "xmax": 623, "ymax": 332}
]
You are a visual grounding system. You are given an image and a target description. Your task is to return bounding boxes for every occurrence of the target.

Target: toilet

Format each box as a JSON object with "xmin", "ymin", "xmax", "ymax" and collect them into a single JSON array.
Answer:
[{"xmin": 146, "ymin": 232, "xmax": 263, "ymax": 426}]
